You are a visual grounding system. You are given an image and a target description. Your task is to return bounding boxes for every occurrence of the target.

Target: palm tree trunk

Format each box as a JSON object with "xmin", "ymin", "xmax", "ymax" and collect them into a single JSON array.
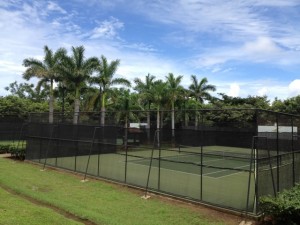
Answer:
[
  {"xmin": 49, "ymin": 79, "xmax": 54, "ymax": 124},
  {"xmin": 147, "ymin": 112, "xmax": 150, "ymax": 129},
  {"xmin": 101, "ymin": 107, "xmax": 105, "ymax": 126},
  {"xmin": 73, "ymin": 88, "xmax": 80, "ymax": 124},
  {"xmin": 156, "ymin": 108, "xmax": 160, "ymax": 130},
  {"xmin": 146, "ymin": 103, "xmax": 151, "ymax": 143},
  {"xmin": 195, "ymin": 112, "xmax": 198, "ymax": 129},
  {"xmin": 124, "ymin": 116, "xmax": 128, "ymax": 149},
  {"xmin": 49, "ymin": 95, "xmax": 54, "ymax": 124},
  {"xmin": 101, "ymin": 92, "xmax": 106, "ymax": 126},
  {"xmin": 156, "ymin": 108, "xmax": 160, "ymax": 148},
  {"xmin": 171, "ymin": 102, "xmax": 175, "ymax": 137},
  {"xmin": 185, "ymin": 110, "xmax": 188, "ymax": 127},
  {"xmin": 73, "ymin": 99, "xmax": 80, "ymax": 124}
]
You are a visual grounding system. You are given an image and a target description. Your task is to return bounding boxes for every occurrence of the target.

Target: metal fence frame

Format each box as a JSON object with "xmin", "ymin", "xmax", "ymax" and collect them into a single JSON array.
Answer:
[{"xmin": 1, "ymin": 109, "xmax": 300, "ymax": 216}]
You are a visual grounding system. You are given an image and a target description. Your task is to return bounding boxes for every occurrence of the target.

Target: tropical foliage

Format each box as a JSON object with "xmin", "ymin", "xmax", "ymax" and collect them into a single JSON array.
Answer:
[
  {"xmin": 1, "ymin": 44, "xmax": 300, "ymax": 125},
  {"xmin": 90, "ymin": 55, "xmax": 131, "ymax": 125},
  {"xmin": 260, "ymin": 184, "xmax": 300, "ymax": 225},
  {"xmin": 57, "ymin": 46, "xmax": 99, "ymax": 124},
  {"xmin": 22, "ymin": 45, "xmax": 66, "ymax": 123}
]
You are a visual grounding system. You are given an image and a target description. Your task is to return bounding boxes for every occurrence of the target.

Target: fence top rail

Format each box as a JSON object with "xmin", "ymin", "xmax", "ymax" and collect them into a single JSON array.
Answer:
[{"xmin": 27, "ymin": 108, "xmax": 300, "ymax": 117}]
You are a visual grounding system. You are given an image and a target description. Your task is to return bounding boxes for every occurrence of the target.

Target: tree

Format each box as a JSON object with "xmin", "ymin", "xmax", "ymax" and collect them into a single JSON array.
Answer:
[
  {"xmin": 165, "ymin": 73, "xmax": 183, "ymax": 136},
  {"xmin": 271, "ymin": 96, "xmax": 300, "ymax": 115},
  {"xmin": 148, "ymin": 80, "xmax": 167, "ymax": 147},
  {"xmin": 59, "ymin": 46, "xmax": 99, "ymax": 124},
  {"xmin": 149, "ymin": 80, "xmax": 167, "ymax": 129},
  {"xmin": 0, "ymin": 95, "xmax": 48, "ymax": 119},
  {"xmin": 90, "ymin": 55, "xmax": 131, "ymax": 125},
  {"xmin": 215, "ymin": 93, "xmax": 270, "ymax": 109},
  {"xmin": 134, "ymin": 73, "xmax": 156, "ymax": 129},
  {"xmin": 5, "ymin": 81, "xmax": 48, "ymax": 102},
  {"xmin": 189, "ymin": 75, "xmax": 216, "ymax": 104},
  {"xmin": 189, "ymin": 75, "xmax": 216, "ymax": 128},
  {"xmin": 111, "ymin": 89, "xmax": 143, "ymax": 148},
  {"xmin": 23, "ymin": 45, "xmax": 66, "ymax": 123}
]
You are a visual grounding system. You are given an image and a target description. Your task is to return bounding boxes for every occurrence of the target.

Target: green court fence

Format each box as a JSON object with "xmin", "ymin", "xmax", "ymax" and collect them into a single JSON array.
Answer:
[{"xmin": 2, "ymin": 109, "xmax": 300, "ymax": 216}]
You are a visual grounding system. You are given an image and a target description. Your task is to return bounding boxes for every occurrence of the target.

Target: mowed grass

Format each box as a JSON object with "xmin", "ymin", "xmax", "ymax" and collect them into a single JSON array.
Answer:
[
  {"xmin": 0, "ymin": 187, "xmax": 81, "ymax": 225},
  {"xmin": 0, "ymin": 157, "xmax": 231, "ymax": 225}
]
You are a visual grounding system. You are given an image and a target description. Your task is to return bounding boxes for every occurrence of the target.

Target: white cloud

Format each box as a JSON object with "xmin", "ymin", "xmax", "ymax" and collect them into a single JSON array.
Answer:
[
  {"xmin": 0, "ymin": 0, "xmax": 299, "ymax": 102},
  {"xmin": 257, "ymin": 87, "xmax": 268, "ymax": 96},
  {"xmin": 288, "ymin": 80, "xmax": 300, "ymax": 97},
  {"xmin": 90, "ymin": 17, "xmax": 124, "ymax": 39},
  {"xmin": 124, "ymin": 43, "xmax": 157, "ymax": 52},
  {"xmin": 214, "ymin": 79, "xmax": 295, "ymax": 101},
  {"xmin": 132, "ymin": 0, "xmax": 300, "ymax": 68},
  {"xmin": 47, "ymin": 1, "xmax": 67, "ymax": 14},
  {"xmin": 243, "ymin": 37, "xmax": 280, "ymax": 55},
  {"xmin": 192, "ymin": 36, "xmax": 287, "ymax": 68},
  {"xmin": 250, "ymin": 0, "xmax": 300, "ymax": 7},
  {"xmin": 227, "ymin": 83, "xmax": 240, "ymax": 97}
]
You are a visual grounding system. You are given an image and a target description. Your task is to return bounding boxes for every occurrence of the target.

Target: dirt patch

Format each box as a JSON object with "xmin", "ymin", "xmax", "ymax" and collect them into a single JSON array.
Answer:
[{"xmin": 0, "ymin": 153, "xmax": 11, "ymax": 158}]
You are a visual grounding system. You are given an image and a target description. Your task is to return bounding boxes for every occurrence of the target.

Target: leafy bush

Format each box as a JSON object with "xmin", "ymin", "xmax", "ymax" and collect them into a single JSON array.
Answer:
[
  {"xmin": 0, "ymin": 142, "xmax": 25, "ymax": 160},
  {"xmin": 259, "ymin": 184, "xmax": 300, "ymax": 225},
  {"xmin": 0, "ymin": 144, "xmax": 10, "ymax": 153},
  {"xmin": 9, "ymin": 146, "xmax": 26, "ymax": 160}
]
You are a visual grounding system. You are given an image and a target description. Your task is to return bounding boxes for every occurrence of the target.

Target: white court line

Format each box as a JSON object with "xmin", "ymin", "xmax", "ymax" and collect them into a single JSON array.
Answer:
[
  {"xmin": 127, "ymin": 158, "xmax": 250, "ymax": 179},
  {"xmin": 202, "ymin": 164, "xmax": 250, "ymax": 177},
  {"xmin": 202, "ymin": 158, "xmax": 225, "ymax": 163}
]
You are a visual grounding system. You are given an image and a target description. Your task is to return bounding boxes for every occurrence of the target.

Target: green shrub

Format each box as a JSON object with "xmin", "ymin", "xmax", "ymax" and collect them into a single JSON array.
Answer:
[
  {"xmin": 0, "ymin": 144, "xmax": 11, "ymax": 153},
  {"xmin": 259, "ymin": 184, "xmax": 300, "ymax": 225},
  {"xmin": 9, "ymin": 145, "xmax": 26, "ymax": 160},
  {"xmin": 0, "ymin": 142, "xmax": 26, "ymax": 160}
]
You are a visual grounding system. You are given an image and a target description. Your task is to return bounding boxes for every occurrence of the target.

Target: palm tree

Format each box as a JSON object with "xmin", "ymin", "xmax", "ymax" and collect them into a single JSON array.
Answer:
[
  {"xmin": 148, "ymin": 80, "xmax": 167, "ymax": 147},
  {"xmin": 23, "ymin": 45, "xmax": 66, "ymax": 123},
  {"xmin": 165, "ymin": 73, "xmax": 183, "ymax": 136},
  {"xmin": 189, "ymin": 75, "xmax": 216, "ymax": 128},
  {"xmin": 189, "ymin": 75, "xmax": 216, "ymax": 104},
  {"xmin": 59, "ymin": 46, "xmax": 99, "ymax": 124},
  {"xmin": 134, "ymin": 73, "xmax": 156, "ymax": 129},
  {"xmin": 113, "ymin": 89, "xmax": 143, "ymax": 148},
  {"xmin": 91, "ymin": 55, "xmax": 131, "ymax": 126},
  {"xmin": 149, "ymin": 80, "xmax": 167, "ymax": 129}
]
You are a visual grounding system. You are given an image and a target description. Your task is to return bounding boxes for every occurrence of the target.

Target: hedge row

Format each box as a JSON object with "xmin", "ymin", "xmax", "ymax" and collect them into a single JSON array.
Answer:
[
  {"xmin": 0, "ymin": 143, "xmax": 25, "ymax": 160},
  {"xmin": 259, "ymin": 183, "xmax": 300, "ymax": 225}
]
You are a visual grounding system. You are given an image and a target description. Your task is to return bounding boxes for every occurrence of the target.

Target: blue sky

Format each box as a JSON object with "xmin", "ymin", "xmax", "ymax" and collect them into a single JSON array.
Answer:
[{"xmin": 1, "ymin": 0, "xmax": 300, "ymax": 100}]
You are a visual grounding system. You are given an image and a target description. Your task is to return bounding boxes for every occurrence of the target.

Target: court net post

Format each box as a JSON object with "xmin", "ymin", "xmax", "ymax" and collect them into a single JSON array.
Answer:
[
  {"xmin": 41, "ymin": 124, "xmax": 58, "ymax": 171},
  {"xmin": 82, "ymin": 127, "xmax": 101, "ymax": 182},
  {"xmin": 292, "ymin": 134, "xmax": 299, "ymax": 186},
  {"xmin": 15, "ymin": 122, "xmax": 28, "ymax": 160},
  {"xmin": 142, "ymin": 129, "xmax": 160, "ymax": 199}
]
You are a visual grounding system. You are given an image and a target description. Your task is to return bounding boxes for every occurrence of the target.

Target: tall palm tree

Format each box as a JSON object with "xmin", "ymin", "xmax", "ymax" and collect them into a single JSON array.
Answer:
[
  {"xmin": 148, "ymin": 80, "xmax": 167, "ymax": 147},
  {"xmin": 134, "ymin": 73, "xmax": 156, "ymax": 129},
  {"xmin": 149, "ymin": 80, "xmax": 167, "ymax": 130},
  {"xmin": 113, "ymin": 89, "xmax": 143, "ymax": 148},
  {"xmin": 91, "ymin": 55, "xmax": 131, "ymax": 125},
  {"xmin": 165, "ymin": 73, "xmax": 183, "ymax": 135},
  {"xmin": 59, "ymin": 46, "xmax": 99, "ymax": 124},
  {"xmin": 189, "ymin": 75, "xmax": 216, "ymax": 128},
  {"xmin": 23, "ymin": 45, "xmax": 66, "ymax": 123},
  {"xmin": 189, "ymin": 75, "xmax": 216, "ymax": 104}
]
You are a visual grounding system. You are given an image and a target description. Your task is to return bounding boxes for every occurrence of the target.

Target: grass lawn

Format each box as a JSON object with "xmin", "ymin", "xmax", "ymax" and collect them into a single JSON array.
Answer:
[
  {"xmin": 0, "ymin": 157, "xmax": 240, "ymax": 225},
  {"xmin": 0, "ymin": 187, "xmax": 81, "ymax": 225}
]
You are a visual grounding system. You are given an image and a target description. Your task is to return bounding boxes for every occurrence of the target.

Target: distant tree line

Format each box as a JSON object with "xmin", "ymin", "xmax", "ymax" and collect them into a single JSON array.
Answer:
[{"xmin": 1, "ymin": 45, "xmax": 300, "ymax": 124}]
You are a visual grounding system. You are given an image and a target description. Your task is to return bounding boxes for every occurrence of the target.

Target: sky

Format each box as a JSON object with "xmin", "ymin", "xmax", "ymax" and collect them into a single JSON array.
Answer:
[{"xmin": 1, "ymin": 0, "xmax": 300, "ymax": 101}]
